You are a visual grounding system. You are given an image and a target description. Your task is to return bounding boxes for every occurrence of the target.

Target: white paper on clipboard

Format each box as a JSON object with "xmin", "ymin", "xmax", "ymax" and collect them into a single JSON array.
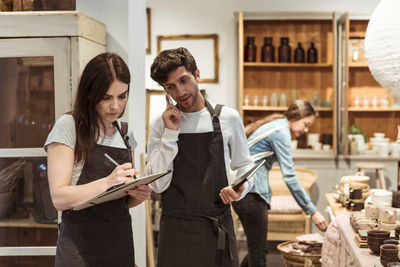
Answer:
[{"xmin": 73, "ymin": 170, "xmax": 171, "ymax": 211}]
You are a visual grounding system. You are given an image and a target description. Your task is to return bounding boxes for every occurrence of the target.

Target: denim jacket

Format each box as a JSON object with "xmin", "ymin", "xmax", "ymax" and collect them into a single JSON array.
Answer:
[{"xmin": 248, "ymin": 118, "xmax": 316, "ymax": 215}]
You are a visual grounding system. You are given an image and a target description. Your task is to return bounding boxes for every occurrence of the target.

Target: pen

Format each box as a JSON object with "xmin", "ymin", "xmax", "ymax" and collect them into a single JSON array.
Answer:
[
  {"xmin": 104, "ymin": 153, "xmax": 137, "ymax": 180},
  {"xmin": 104, "ymin": 153, "xmax": 125, "ymax": 192},
  {"xmin": 104, "ymin": 153, "xmax": 119, "ymax": 166}
]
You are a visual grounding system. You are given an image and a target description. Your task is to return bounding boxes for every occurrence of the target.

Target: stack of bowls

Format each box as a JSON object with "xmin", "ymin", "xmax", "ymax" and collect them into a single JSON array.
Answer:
[
  {"xmin": 380, "ymin": 244, "xmax": 399, "ymax": 266},
  {"xmin": 386, "ymin": 262, "xmax": 400, "ymax": 267},
  {"xmin": 367, "ymin": 230, "xmax": 390, "ymax": 255},
  {"xmin": 371, "ymin": 189, "xmax": 393, "ymax": 207},
  {"xmin": 379, "ymin": 207, "xmax": 398, "ymax": 231},
  {"xmin": 395, "ymin": 226, "xmax": 400, "ymax": 240},
  {"xmin": 307, "ymin": 133, "xmax": 321, "ymax": 150},
  {"xmin": 350, "ymin": 211, "xmax": 379, "ymax": 231},
  {"xmin": 371, "ymin": 133, "xmax": 390, "ymax": 157},
  {"xmin": 392, "ymin": 191, "xmax": 400, "ymax": 208}
]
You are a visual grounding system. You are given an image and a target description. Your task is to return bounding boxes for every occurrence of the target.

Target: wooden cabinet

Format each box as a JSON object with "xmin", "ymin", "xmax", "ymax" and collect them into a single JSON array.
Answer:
[
  {"xmin": 0, "ymin": 226, "xmax": 58, "ymax": 266},
  {"xmin": 337, "ymin": 13, "xmax": 400, "ymax": 154},
  {"xmin": 238, "ymin": 12, "xmax": 337, "ymax": 153},
  {"xmin": 0, "ymin": 11, "xmax": 106, "ymax": 265}
]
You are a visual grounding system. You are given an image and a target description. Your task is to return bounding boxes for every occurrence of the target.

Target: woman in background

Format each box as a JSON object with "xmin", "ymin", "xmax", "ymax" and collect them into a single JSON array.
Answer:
[
  {"xmin": 45, "ymin": 52, "xmax": 152, "ymax": 266},
  {"xmin": 232, "ymin": 100, "xmax": 328, "ymax": 267}
]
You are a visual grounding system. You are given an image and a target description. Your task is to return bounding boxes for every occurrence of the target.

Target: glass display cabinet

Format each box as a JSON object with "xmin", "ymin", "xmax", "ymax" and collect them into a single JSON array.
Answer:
[
  {"xmin": 0, "ymin": 11, "xmax": 106, "ymax": 266},
  {"xmin": 337, "ymin": 13, "xmax": 400, "ymax": 155}
]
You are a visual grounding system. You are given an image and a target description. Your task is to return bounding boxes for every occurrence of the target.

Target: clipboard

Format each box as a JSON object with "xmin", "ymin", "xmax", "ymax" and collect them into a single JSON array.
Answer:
[
  {"xmin": 231, "ymin": 160, "xmax": 265, "ymax": 191},
  {"xmin": 73, "ymin": 170, "xmax": 171, "ymax": 211}
]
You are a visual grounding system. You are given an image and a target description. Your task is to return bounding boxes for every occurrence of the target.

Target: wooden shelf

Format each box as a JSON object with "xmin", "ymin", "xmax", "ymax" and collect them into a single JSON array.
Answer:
[
  {"xmin": 21, "ymin": 57, "xmax": 53, "ymax": 67},
  {"xmin": 349, "ymin": 31, "xmax": 366, "ymax": 38},
  {"xmin": 349, "ymin": 63, "xmax": 369, "ymax": 68},
  {"xmin": 244, "ymin": 62, "xmax": 332, "ymax": 68},
  {"xmin": 0, "ymin": 217, "xmax": 57, "ymax": 229},
  {"xmin": 243, "ymin": 106, "xmax": 333, "ymax": 112},
  {"xmin": 243, "ymin": 106, "xmax": 287, "ymax": 111},
  {"xmin": 348, "ymin": 107, "xmax": 400, "ymax": 112}
]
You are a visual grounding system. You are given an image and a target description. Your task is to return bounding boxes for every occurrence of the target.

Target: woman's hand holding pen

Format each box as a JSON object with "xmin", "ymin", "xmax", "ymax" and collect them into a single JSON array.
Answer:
[
  {"xmin": 106, "ymin": 162, "xmax": 138, "ymax": 189},
  {"xmin": 162, "ymin": 95, "xmax": 181, "ymax": 130},
  {"xmin": 219, "ymin": 185, "xmax": 244, "ymax": 204}
]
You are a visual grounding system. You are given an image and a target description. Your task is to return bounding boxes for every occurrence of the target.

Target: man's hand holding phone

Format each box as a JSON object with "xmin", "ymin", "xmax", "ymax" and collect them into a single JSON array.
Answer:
[{"xmin": 162, "ymin": 94, "xmax": 181, "ymax": 130}]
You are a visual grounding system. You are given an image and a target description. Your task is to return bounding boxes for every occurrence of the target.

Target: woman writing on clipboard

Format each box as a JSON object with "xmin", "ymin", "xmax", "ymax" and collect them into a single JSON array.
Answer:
[
  {"xmin": 44, "ymin": 53, "xmax": 152, "ymax": 266},
  {"xmin": 232, "ymin": 100, "xmax": 328, "ymax": 267}
]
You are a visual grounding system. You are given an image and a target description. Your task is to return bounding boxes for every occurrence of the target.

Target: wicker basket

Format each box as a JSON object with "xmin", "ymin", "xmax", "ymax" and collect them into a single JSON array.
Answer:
[
  {"xmin": 277, "ymin": 241, "xmax": 321, "ymax": 267},
  {"xmin": 269, "ymin": 215, "xmax": 307, "ymax": 234}
]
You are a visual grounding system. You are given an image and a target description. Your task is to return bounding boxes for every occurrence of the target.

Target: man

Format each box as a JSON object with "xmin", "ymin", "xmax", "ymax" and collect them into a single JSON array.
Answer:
[{"xmin": 146, "ymin": 47, "xmax": 254, "ymax": 267}]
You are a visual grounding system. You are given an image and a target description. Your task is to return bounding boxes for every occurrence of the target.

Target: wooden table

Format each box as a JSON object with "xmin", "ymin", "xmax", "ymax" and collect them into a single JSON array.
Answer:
[
  {"xmin": 325, "ymin": 193, "xmax": 350, "ymax": 219},
  {"xmin": 322, "ymin": 213, "xmax": 382, "ymax": 267}
]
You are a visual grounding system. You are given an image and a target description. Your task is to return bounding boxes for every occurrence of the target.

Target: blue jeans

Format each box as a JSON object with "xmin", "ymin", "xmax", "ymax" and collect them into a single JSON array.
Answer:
[{"xmin": 232, "ymin": 193, "xmax": 269, "ymax": 267}]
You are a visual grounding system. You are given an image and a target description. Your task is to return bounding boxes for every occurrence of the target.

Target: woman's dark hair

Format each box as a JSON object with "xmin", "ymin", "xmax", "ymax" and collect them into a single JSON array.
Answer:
[
  {"xmin": 245, "ymin": 100, "xmax": 316, "ymax": 137},
  {"xmin": 150, "ymin": 47, "xmax": 197, "ymax": 85},
  {"xmin": 72, "ymin": 52, "xmax": 130, "ymax": 163}
]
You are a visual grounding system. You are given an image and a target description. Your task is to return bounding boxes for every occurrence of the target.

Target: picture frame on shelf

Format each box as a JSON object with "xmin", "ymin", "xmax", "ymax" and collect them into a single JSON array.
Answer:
[
  {"xmin": 146, "ymin": 8, "xmax": 151, "ymax": 54},
  {"xmin": 157, "ymin": 34, "xmax": 219, "ymax": 83}
]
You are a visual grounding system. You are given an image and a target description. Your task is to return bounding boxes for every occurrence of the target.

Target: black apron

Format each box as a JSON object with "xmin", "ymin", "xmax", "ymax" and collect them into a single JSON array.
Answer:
[
  {"xmin": 157, "ymin": 101, "xmax": 239, "ymax": 267},
  {"xmin": 55, "ymin": 122, "xmax": 135, "ymax": 267}
]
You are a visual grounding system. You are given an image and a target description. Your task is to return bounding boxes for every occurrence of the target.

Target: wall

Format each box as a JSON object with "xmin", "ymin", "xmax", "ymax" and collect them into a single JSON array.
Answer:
[
  {"xmin": 146, "ymin": 0, "xmax": 380, "ymax": 109},
  {"xmin": 76, "ymin": 1, "xmax": 147, "ymax": 266}
]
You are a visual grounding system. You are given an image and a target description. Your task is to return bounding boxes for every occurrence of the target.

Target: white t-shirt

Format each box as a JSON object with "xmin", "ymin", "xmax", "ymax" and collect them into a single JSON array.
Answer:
[
  {"xmin": 146, "ymin": 101, "xmax": 254, "ymax": 200},
  {"xmin": 44, "ymin": 114, "xmax": 137, "ymax": 186}
]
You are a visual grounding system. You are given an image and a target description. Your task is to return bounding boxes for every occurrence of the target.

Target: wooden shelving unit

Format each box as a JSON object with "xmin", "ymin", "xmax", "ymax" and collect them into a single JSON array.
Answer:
[
  {"xmin": 337, "ymin": 13, "xmax": 400, "ymax": 154},
  {"xmin": 348, "ymin": 107, "xmax": 400, "ymax": 112},
  {"xmin": 238, "ymin": 12, "xmax": 337, "ymax": 152},
  {"xmin": 243, "ymin": 106, "xmax": 333, "ymax": 112},
  {"xmin": 244, "ymin": 62, "xmax": 333, "ymax": 68}
]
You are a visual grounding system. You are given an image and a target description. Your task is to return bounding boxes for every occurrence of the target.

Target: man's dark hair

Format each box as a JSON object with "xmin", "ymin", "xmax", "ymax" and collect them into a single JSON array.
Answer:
[{"xmin": 150, "ymin": 47, "xmax": 198, "ymax": 85}]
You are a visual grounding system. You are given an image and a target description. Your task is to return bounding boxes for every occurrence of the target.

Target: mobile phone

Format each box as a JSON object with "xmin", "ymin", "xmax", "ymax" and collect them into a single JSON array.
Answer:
[
  {"xmin": 166, "ymin": 94, "xmax": 174, "ymax": 105},
  {"xmin": 166, "ymin": 94, "xmax": 180, "ymax": 111}
]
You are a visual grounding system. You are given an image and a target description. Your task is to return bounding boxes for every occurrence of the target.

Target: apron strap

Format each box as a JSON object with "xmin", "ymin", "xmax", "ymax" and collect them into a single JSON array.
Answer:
[
  {"xmin": 205, "ymin": 100, "xmax": 224, "ymax": 133},
  {"xmin": 113, "ymin": 121, "xmax": 131, "ymax": 150}
]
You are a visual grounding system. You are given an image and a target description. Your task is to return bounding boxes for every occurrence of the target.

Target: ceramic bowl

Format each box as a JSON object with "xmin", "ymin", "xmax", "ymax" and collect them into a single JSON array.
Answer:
[{"xmin": 368, "ymin": 230, "xmax": 391, "ymax": 238}]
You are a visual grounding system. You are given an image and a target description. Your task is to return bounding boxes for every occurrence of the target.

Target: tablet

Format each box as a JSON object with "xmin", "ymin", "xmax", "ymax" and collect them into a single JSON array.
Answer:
[
  {"xmin": 73, "ymin": 170, "xmax": 171, "ymax": 211},
  {"xmin": 231, "ymin": 160, "xmax": 265, "ymax": 191}
]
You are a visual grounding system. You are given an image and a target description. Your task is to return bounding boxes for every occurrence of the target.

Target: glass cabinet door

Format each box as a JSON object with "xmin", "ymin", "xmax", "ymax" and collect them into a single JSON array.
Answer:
[
  {"xmin": 0, "ymin": 56, "xmax": 54, "ymax": 148},
  {"xmin": 336, "ymin": 13, "xmax": 349, "ymax": 155},
  {"xmin": 0, "ymin": 38, "xmax": 70, "ymax": 227},
  {"xmin": 0, "ymin": 37, "xmax": 71, "ymax": 157}
]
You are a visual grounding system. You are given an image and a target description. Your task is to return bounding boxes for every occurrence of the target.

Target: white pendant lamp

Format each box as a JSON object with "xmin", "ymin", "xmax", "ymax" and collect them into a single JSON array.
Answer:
[{"xmin": 365, "ymin": 0, "xmax": 400, "ymax": 97}]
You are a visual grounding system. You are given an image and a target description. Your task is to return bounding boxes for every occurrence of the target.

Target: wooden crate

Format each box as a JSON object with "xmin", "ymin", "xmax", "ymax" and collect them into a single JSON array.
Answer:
[{"xmin": 13, "ymin": 0, "xmax": 75, "ymax": 11}]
